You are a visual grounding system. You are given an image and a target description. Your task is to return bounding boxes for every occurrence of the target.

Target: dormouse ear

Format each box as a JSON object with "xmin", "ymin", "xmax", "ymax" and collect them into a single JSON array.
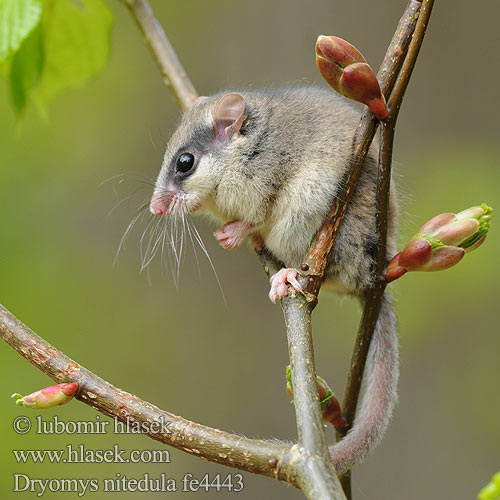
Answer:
[{"xmin": 213, "ymin": 93, "xmax": 245, "ymax": 141}]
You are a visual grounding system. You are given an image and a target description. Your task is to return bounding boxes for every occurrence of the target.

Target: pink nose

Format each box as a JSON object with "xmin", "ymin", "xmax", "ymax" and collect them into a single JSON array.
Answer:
[
  {"xmin": 150, "ymin": 190, "xmax": 175, "ymax": 215},
  {"xmin": 150, "ymin": 197, "xmax": 165, "ymax": 215}
]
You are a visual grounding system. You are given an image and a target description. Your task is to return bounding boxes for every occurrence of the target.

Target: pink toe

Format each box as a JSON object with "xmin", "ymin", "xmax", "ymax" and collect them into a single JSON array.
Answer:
[
  {"xmin": 277, "ymin": 283, "xmax": 288, "ymax": 298},
  {"xmin": 268, "ymin": 268, "xmax": 304, "ymax": 303}
]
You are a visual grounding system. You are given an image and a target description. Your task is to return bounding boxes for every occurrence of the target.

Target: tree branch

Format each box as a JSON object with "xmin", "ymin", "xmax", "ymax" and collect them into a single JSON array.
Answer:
[
  {"xmin": 282, "ymin": 297, "xmax": 347, "ymax": 499},
  {"xmin": 299, "ymin": 0, "xmax": 423, "ymax": 300},
  {"xmin": 386, "ymin": 0, "xmax": 435, "ymax": 121},
  {"xmin": 340, "ymin": 0, "xmax": 435, "ymax": 440},
  {"xmin": 257, "ymin": 253, "xmax": 347, "ymax": 499},
  {"xmin": 0, "ymin": 304, "xmax": 291, "ymax": 481},
  {"xmin": 119, "ymin": 0, "xmax": 198, "ymax": 111},
  {"xmin": 337, "ymin": 0, "xmax": 434, "ymax": 495}
]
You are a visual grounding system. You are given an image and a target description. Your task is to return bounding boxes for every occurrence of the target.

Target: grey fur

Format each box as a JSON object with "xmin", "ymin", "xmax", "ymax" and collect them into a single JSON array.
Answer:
[
  {"xmin": 155, "ymin": 86, "xmax": 398, "ymax": 293},
  {"xmin": 152, "ymin": 85, "xmax": 399, "ymax": 471}
]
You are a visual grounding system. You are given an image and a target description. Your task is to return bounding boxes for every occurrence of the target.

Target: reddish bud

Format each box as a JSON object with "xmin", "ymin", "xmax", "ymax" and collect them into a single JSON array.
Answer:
[
  {"xmin": 424, "ymin": 246, "xmax": 465, "ymax": 272},
  {"xmin": 341, "ymin": 63, "xmax": 388, "ymax": 119},
  {"xmin": 398, "ymin": 236, "xmax": 432, "ymax": 269},
  {"xmin": 316, "ymin": 35, "xmax": 388, "ymax": 119},
  {"xmin": 464, "ymin": 233, "xmax": 487, "ymax": 253},
  {"xmin": 286, "ymin": 366, "xmax": 345, "ymax": 429},
  {"xmin": 316, "ymin": 376, "xmax": 345, "ymax": 429},
  {"xmin": 385, "ymin": 253, "xmax": 407, "ymax": 283},
  {"xmin": 433, "ymin": 219, "xmax": 479, "ymax": 247},
  {"xmin": 316, "ymin": 35, "xmax": 366, "ymax": 67},
  {"xmin": 386, "ymin": 204, "xmax": 493, "ymax": 282},
  {"xmin": 12, "ymin": 383, "xmax": 79, "ymax": 409},
  {"xmin": 418, "ymin": 212, "xmax": 456, "ymax": 237}
]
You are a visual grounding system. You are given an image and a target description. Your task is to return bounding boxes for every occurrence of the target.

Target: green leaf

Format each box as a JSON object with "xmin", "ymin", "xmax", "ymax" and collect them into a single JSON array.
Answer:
[
  {"xmin": 316, "ymin": 376, "xmax": 335, "ymax": 412},
  {"xmin": 478, "ymin": 472, "xmax": 500, "ymax": 500},
  {"xmin": 33, "ymin": 0, "xmax": 113, "ymax": 108},
  {"xmin": 286, "ymin": 365, "xmax": 292, "ymax": 386},
  {"xmin": 9, "ymin": 23, "xmax": 44, "ymax": 114},
  {"xmin": 0, "ymin": 0, "xmax": 42, "ymax": 62}
]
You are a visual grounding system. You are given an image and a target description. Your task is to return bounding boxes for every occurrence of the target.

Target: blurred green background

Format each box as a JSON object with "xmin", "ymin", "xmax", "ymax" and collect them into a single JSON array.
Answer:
[{"xmin": 1, "ymin": 0, "xmax": 499, "ymax": 498}]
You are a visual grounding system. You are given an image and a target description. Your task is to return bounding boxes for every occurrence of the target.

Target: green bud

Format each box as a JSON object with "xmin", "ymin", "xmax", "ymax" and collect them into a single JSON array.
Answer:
[{"xmin": 285, "ymin": 366, "xmax": 345, "ymax": 429}]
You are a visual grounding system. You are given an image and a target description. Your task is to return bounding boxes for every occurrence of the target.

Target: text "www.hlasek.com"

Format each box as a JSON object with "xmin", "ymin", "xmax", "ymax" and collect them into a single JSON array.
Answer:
[{"xmin": 13, "ymin": 444, "xmax": 171, "ymax": 464}]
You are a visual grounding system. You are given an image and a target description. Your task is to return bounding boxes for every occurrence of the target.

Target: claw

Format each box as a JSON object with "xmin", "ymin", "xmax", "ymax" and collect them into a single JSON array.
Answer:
[{"xmin": 269, "ymin": 268, "xmax": 303, "ymax": 303}]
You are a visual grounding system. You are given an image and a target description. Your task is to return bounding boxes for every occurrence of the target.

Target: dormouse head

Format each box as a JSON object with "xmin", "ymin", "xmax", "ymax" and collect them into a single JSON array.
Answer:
[{"xmin": 150, "ymin": 93, "xmax": 245, "ymax": 216}]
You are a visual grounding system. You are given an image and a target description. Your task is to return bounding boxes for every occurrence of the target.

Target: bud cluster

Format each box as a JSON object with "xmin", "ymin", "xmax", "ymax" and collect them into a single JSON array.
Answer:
[
  {"xmin": 386, "ymin": 204, "xmax": 493, "ymax": 282},
  {"xmin": 316, "ymin": 35, "xmax": 388, "ymax": 119}
]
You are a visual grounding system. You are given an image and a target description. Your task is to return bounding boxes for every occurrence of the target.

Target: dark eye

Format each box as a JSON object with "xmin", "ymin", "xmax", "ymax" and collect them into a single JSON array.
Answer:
[{"xmin": 176, "ymin": 152, "xmax": 195, "ymax": 174}]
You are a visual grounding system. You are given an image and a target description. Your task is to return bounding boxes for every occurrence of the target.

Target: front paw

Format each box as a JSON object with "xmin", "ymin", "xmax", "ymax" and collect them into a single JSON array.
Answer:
[
  {"xmin": 269, "ymin": 268, "xmax": 303, "ymax": 303},
  {"xmin": 214, "ymin": 220, "xmax": 252, "ymax": 250}
]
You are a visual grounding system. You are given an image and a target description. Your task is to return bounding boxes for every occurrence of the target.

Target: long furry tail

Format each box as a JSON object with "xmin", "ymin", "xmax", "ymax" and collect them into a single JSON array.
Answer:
[{"xmin": 330, "ymin": 292, "xmax": 399, "ymax": 474}]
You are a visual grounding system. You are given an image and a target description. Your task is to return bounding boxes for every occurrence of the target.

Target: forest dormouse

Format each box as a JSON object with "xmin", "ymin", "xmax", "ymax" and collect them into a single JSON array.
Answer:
[{"xmin": 149, "ymin": 86, "xmax": 399, "ymax": 473}]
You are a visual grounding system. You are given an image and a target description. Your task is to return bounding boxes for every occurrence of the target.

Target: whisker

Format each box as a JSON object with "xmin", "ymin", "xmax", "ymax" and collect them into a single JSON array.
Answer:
[
  {"xmin": 139, "ymin": 215, "xmax": 159, "ymax": 270},
  {"xmin": 184, "ymin": 208, "xmax": 201, "ymax": 277},
  {"xmin": 160, "ymin": 218, "xmax": 168, "ymax": 279},
  {"xmin": 163, "ymin": 218, "xmax": 177, "ymax": 281},
  {"xmin": 114, "ymin": 200, "xmax": 150, "ymax": 267},
  {"xmin": 174, "ymin": 207, "xmax": 184, "ymax": 288},
  {"xmin": 100, "ymin": 172, "xmax": 156, "ymax": 189},
  {"xmin": 149, "ymin": 131, "xmax": 162, "ymax": 154},
  {"xmin": 117, "ymin": 192, "xmax": 225, "ymax": 302},
  {"xmin": 140, "ymin": 216, "xmax": 164, "ymax": 272},
  {"xmin": 147, "ymin": 217, "xmax": 167, "ymax": 268},
  {"xmin": 177, "ymin": 211, "xmax": 187, "ymax": 285},
  {"xmin": 107, "ymin": 191, "xmax": 151, "ymax": 217},
  {"xmin": 169, "ymin": 213, "xmax": 181, "ymax": 289},
  {"xmin": 187, "ymin": 216, "xmax": 227, "ymax": 304}
]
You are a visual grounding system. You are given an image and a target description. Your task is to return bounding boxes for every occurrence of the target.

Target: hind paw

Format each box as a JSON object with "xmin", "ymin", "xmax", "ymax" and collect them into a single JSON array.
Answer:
[{"xmin": 269, "ymin": 268, "xmax": 303, "ymax": 303}]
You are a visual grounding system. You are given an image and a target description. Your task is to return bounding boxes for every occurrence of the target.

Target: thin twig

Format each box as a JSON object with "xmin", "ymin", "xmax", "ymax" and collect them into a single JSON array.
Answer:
[
  {"xmin": 338, "ymin": 125, "xmax": 393, "ymax": 444},
  {"xmin": 387, "ymin": 0, "xmax": 435, "ymax": 120},
  {"xmin": 292, "ymin": 7, "xmax": 426, "ymax": 490},
  {"xmin": 257, "ymin": 253, "xmax": 347, "ymax": 500},
  {"xmin": 119, "ymin": 0, "xmax": 198, "ymax": 111},
  {"xmin": 282, "ymin": 296, "xmax": 347, "ymax": 499},
  {"xmin": 340, "ymin": 0, "xmax": 435, "ymax": 442},
  {"xmin": 337, "ymin": 0, "xmax": 434, "ymax": 495},
  {"xmin": 298, "ymin": 0, "xmax": 422, "ymax": 300},
  {"xmin": 337, "ymin": 122, "xmax": 394, "ymax": 497}
]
